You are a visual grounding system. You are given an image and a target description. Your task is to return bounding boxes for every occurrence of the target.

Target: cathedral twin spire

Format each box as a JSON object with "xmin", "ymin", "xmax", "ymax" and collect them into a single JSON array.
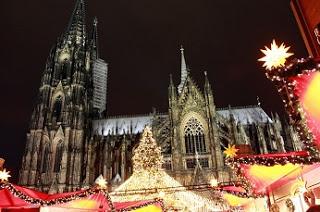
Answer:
[
  {"xmin": 176, "ymin": 46, "xmax": 212, "ymax": 96},
  {"xmin": 63, "ymin": 0, "xmax": 98, "ymax": 50},
  {"xmin": 65, "ymin": 0, "xmax": 86, "ymax": 44},
  {"xmin": 90, "ymin": 17, "xmax": 99, "ymax": 60},
  {"xmin": 178, "ymin": 46, "xmax": 189, "ymax": 93}
]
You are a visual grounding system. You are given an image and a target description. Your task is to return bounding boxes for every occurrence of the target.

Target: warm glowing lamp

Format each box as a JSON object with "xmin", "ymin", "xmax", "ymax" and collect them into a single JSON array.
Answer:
[
  {"xmin": 210, "ymin": 178, "xmax": 218, "ymax": 187},
  {"xmin": 95, "ymin": 175, "xmax": 107, "ymax": 189},
  {"xmin": 159, "ymin": 191, "xmax": 165, "ymax": 198},
  {"xmin": 68, "ymin": 199, "xmax": 98, "ymax": 209},
  {"xmin": 258, "ymin": 40, "xmax": 293, "ymax": 70},
  {"xmin": 302, "ymin": 72, "xmax": 320, "ymax": 122},
  {"xmin": 223, "ymin": 193, "xmax": 252, "ymax": 207},
  {"xmin": 0, "ymin": 169, "xmax": 11, "ymax": 182}
]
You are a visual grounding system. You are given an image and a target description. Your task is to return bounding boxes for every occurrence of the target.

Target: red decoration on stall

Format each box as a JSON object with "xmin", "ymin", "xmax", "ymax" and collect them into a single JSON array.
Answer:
[
  {"xmin": 225, "ymin": 54, "xmax": 320, "ymax": 196},
  {"xmin": 0, "ymin": 182, "xmax": 164, "ymax": 211}
]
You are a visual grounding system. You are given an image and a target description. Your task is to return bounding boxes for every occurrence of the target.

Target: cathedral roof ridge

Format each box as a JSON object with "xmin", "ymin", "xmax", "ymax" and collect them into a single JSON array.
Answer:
[
  {"xmin": 104, "ymin": 113, "xmax": 154, "ymax": 120},
  {"xmin": 216, "ymin": 104, "xmax": 261, "ymax": 111},
  {"xmin": 216, "ymin": 105, "xmax": 272, "ymax": 125},
  {"xmin": 155, "ymin": 112, "xmax": 168, "ymax": 116},
  {"xmin": 102, "ymin": 112, "xmax": 168, "ymax": 120}
]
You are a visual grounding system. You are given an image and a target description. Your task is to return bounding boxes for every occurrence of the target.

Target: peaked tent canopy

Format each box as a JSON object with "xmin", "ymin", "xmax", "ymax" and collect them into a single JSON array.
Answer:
[{"xmin": 0, "ymin": 183, "xmax": 163, "ymax": 212}]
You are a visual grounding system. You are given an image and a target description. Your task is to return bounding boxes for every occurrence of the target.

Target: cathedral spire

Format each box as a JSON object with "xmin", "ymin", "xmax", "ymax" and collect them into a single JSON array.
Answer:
[
  {"xmin": 169, "ymin": 74, "xmax": 174, "ymax": 87},
  {"xmin": 204, "ymin": 71, "xmax": 211, "ymax": 90},
  {"xmin": 90, "ymin": 17, "xmax": 99, "ymax": 60},
  {"xmin": 169, "ymin": 74, "xmax": 176, "ymax": 101},
  {"xmin": 178, "ymin": 45, "xmax": 188, "ymax": 93},
  {"xmin": 65, "ymin": 0, "xmax": 86, "ymax": 44},
  {"xmin": 203, "ymin": 71, "xmax": 216, "ymax": 113}
]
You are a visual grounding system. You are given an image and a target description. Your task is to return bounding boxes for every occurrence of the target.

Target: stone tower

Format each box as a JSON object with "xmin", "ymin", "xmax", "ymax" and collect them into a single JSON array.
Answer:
[
  {"xmin": 19, "ymin": 0, "xmax": 300, "ymax": 192},
  {"xmin": 19, "ymin": 0, "xmax": 105, "ymax": 193},
  {"xmin": 91, "ymin": 46, "xmax": 299, "ymax": 187},
  {"xmin": 167, "ymin": 46, "xmax": 227, "ymax": 184}
]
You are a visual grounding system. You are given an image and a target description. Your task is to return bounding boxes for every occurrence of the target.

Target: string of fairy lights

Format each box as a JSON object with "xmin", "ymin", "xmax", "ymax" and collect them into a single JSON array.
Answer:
[
  {"xmin": 0, "ymin": 127, "xmax": 239, "ymax": 211},
  {"xmin": 224, "ymin": 40, "xmax": 320, "ymax": 198},
  {"xmin": 228, "ymin": 44, "xmax": 320, "ymax": 167},
  {"xmin": 265, "ymin": 57, "xmax": 319, "ymax": 155},
  {"xmin": 112, "ymin": 182, "xmax": 263, "ymax": 198},
  {"xmin": 0, "ymin": 181, "xmax": 166, "ymax": 212},
  {"xmin": 0, "ymin": 166, "xmax": 163, "ymax": 211},
  {"xmin": 112, "ymin": 127, "xmax": 229, "ymax": 210},
  {"xmin": 0, "ymin": 177, "xmax": 254, "ymax": 209},
  {"xmin": 2, "ymin": 40, "xmax": 319, "ymax": 210},
  {"xmin": 0, "ymin": 182, "xmax": 115, "ymax": 209}
]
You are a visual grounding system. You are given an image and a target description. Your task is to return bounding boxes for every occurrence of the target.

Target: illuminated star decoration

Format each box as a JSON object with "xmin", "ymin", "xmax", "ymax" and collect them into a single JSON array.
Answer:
[
  {"xmin": 223, "ymin": 144, "xmax": 239, "ymax": 158},
  {"xmin": 95, "ymin": 175, "xmax": 107, "ymax": 189},
  {"xmin": 258, "ymin": 40, "xmax": 294, "ymax": 70},
  {"xmin": 0, "ymin": 169, "xmax": 11, "ymax": 182}
]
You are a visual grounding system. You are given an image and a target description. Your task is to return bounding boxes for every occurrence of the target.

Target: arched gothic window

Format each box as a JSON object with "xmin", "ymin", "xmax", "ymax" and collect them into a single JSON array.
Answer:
[
  {"xmin": 54, "ymin": 141, "xmax": 63, "ymax": 172},
  {"xmin": 53, "ymin": 96, "xmax": 63, "ymax": 122},
  {"xmin": 42, "ymin": 145, "xmax": 50, "ymax": 173},
  {"xmin": 184, "ymin": 117, "xmax": 206, "ymax": 154}
]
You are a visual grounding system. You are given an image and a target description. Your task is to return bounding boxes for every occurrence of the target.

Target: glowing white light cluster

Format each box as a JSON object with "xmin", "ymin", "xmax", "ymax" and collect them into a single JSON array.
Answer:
[
  {"xmin": 110, "ymin": 126, "xmax": 225, "ymax": 211},
  {"xmin": 258, "ymin": 40, "xmax": 293, "ymax": 70}
]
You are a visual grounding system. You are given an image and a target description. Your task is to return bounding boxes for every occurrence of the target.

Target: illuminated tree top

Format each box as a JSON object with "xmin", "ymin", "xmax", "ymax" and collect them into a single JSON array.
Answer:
[
  {"xmin": 112, "ymin": 126, "xmax": 226, "ymax": 210},
  {"xmin": 132, "ymin": 126, "xmax": 163, "ymax": 174}
]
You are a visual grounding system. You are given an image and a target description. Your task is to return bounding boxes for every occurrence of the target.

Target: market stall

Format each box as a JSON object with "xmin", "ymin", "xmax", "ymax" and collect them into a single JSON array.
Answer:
[
  {"xmin": 223, "ymin": 41, "xmax": 320, "ymax": 211},
  {"xmin": 0, "ymin": 168, "xmax": 163, "ymax": 212}
]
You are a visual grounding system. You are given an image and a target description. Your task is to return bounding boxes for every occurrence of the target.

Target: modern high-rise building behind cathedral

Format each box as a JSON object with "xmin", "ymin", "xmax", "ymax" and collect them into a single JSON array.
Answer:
[{"xmin": 19, "ymin": 0, "xmax": 303, "ymax": 193}]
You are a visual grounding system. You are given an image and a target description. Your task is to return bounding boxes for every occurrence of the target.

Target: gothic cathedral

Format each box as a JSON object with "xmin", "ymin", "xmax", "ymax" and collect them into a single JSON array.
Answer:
[{"xmin": 19, "ymin": 0, "xmax": 302, "ymax": 193}]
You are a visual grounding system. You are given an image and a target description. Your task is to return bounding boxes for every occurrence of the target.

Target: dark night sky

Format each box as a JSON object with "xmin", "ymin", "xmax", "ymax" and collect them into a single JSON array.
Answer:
[{"xmin": 0, "ymin": 0, "xmax": 308, "ymax": 181}]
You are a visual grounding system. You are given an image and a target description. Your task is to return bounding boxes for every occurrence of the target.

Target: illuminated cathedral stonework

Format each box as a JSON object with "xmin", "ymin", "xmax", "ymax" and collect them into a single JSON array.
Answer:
[{"xmin": 19, "ymin": 0, "xmax": 302, "ymax": 193}]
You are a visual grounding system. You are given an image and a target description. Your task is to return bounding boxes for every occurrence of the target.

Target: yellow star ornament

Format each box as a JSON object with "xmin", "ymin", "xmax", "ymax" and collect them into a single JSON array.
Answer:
[
  {"xmin": 223, "ymin": 144, "xmax": 239, "ymax": 158},
  {"xmin": 258, "ymin": 40, "xmax": 293, "ymax": 70},
  {"xmin": 0, "ymin": 169, "xmax": 11, "ymax": 182}
]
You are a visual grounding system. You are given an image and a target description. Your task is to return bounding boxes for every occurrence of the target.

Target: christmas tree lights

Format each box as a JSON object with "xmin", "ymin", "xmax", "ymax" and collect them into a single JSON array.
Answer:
[
  {"xmin": 132, "ymin": 126, "xmax": 163, "ymax": 174},
  {"xmin": 111, "ymin": 126, "xmax": 227, "ymax": 211}
]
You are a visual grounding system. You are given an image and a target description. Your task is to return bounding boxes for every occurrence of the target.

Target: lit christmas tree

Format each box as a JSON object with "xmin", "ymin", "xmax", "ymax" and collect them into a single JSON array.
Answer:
[
  {"xmin": 132, "ymin": 126, "xmax": 163, "ymax": 175},
  {"xmin": 111, "ymin": 126, "xmax": 226, "ymax": 211}
]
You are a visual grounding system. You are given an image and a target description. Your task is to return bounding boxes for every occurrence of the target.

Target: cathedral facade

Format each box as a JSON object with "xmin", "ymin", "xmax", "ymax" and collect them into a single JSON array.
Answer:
[{"xmin": 19, "ymin": 0, "xmax": 302, "ymax": 193}]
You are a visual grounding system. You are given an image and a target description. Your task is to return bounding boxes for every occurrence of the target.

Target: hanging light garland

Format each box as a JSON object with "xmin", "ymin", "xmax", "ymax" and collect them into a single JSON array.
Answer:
[
  {"xmin": 223, "ymin": 41, "xmax": 320, "ymax": 198},
  {"xmin": 227, "ymin": 42, "xmax": 320, "ymax": 167},
  {"xmin": 0, "ymin": 181, "xmax": 115, "ymax": 209},
  {"xmin": 0, "ymin": 180, "xmax": 167, "ymax": 211}
]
